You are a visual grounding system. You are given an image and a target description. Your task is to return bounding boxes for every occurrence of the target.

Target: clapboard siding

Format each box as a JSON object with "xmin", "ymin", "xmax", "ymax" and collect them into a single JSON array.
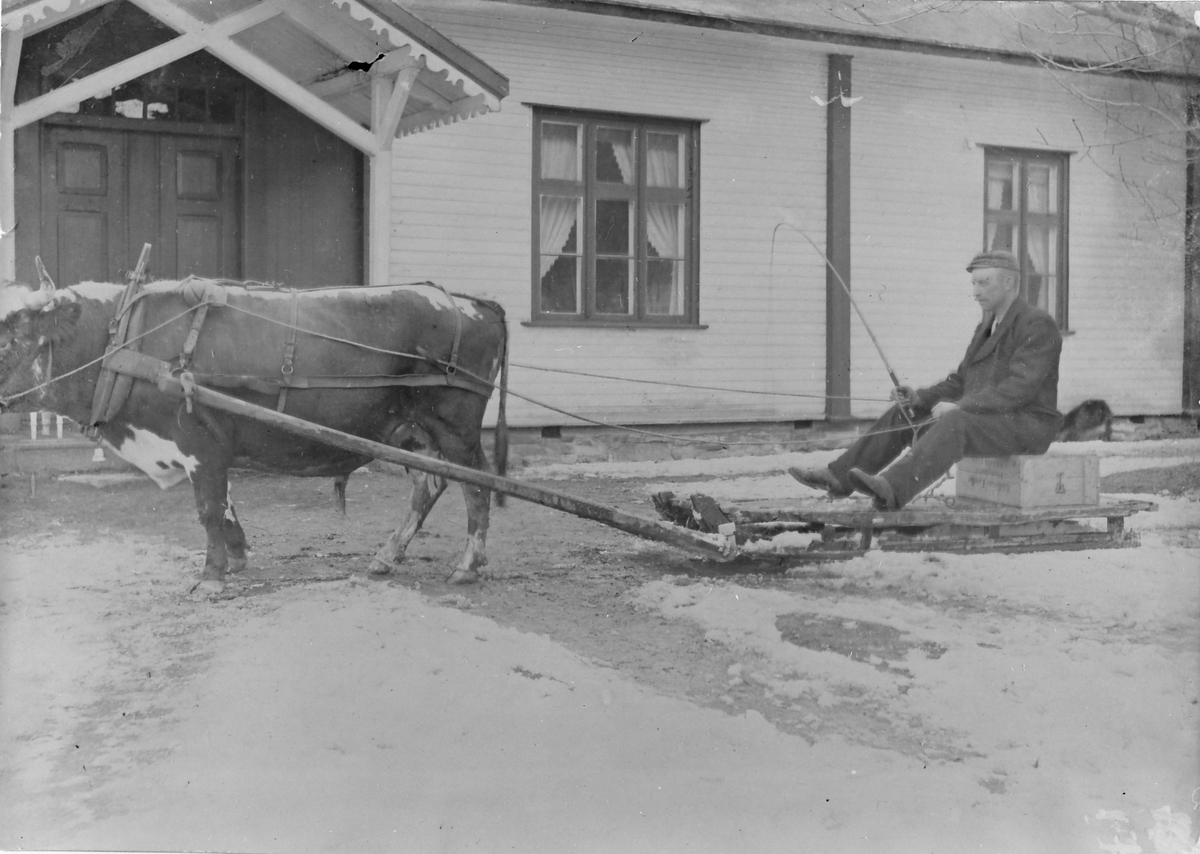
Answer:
[
  {"xmin": 396, "ymin": 2, "xmax": 829, "ymax": 427},
  {"xmin": 395, "ymin": 1, "xmax": 1184, "ymax": 427},
  {"xmin": 848, "ymin": 50, "xmax": 1185, "ymax": 416}
]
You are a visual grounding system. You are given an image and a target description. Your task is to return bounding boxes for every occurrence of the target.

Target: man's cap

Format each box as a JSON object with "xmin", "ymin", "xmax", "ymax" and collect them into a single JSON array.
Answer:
[{"xmin": 966, "ymin": 250, "xmax": 1020, "ymax": 272}]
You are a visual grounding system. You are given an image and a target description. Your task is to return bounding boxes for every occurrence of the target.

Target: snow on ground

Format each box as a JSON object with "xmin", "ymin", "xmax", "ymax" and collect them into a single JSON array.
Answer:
[
  {"xmin": 518, "ymin": 438, "xmax": 1200, "ymax": 482},
  {"xmin": 526, "ymin": 438, "xmax": 1200, "ymax": 853},
  {"xmin": 2, "ymin": 439, "xmax": 1198, "ymax": 853}
]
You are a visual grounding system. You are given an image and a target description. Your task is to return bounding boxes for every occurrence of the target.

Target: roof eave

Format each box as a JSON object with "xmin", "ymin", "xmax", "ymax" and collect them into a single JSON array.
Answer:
[
  {"xmin": 354, "ymin": 0, "xmax": 509, "ymax": 100},
  {"xmin": 479, "ymin": 0, "xmax": 1200, "ymax": 84}
]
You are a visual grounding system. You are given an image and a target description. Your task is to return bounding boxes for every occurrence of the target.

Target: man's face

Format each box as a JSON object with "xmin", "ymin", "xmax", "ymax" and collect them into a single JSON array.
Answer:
[{"xmin": 971, "ymin": 267, "xmax": 1016, "ymax": 315}]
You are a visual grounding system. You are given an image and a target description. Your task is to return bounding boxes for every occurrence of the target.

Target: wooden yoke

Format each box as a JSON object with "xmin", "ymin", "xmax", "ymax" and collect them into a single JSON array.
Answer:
[{"xmin": 88, "ymin": 243, "xmax": 152, "ymax": 434}]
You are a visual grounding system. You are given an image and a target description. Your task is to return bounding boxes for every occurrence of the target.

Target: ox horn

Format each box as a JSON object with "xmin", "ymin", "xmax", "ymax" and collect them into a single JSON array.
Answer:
[
  {"xmin": 34, "ymin": 256, "xmax": 56, "ymax": 294},
  {"xmin": 23, "ymin": 257, "xmax": 58, "ymax": 310}
]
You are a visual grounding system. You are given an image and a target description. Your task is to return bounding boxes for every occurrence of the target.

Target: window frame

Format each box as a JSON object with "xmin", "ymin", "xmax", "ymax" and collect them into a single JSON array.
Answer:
[
  {"xmin": 530, "ymin": 107, "xmax": 701, "ymax": 327},
  {"xmin": 982, "ymin": 146, "xmax": 1070, "ymax": 328}
]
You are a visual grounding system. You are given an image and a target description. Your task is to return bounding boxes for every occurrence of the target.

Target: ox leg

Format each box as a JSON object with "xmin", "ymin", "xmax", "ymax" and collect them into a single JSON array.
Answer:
[
  {"xmin": 448, "ymin": 444, "xmax": 491, "ymax": 585},
  {"xmin": 224, "ymin": 485, "xmax": 248, "ymax": 574},
  {"xmin": 368, "ymin": 470, "xmax": 447, "ymax": 575},
  {"xmin": 333, "ymin": 474, "xmax": 349, "ymax": 515},
  {"xmin": 191, "ymin": 465, "xmax": 236, "ymax": 594}
]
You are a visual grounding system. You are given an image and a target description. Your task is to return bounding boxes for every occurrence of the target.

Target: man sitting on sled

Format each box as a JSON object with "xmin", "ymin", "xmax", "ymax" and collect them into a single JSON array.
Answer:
[{"xmin": 790, "ymin": 250, "xmax": 1064, "ymax": 510}]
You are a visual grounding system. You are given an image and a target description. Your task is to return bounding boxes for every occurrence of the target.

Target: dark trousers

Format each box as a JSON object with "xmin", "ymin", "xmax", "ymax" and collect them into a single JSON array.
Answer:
[{"xmin": 827, "ymin": 405, "xmax": 1060, "ymax": 507}]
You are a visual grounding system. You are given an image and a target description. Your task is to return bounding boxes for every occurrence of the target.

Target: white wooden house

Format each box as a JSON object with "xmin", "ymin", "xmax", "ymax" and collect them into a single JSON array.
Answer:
[
  {"xmin": 1, "ymin": 0, "xmax": 508, "ymax": 291},
  {"xmin": 2, "ymin": 0, "xmax": 1195, "ymax": 433},
  {"xmin": 393, "ymin": 0, "xmax": 1195, "ymax": 428}
]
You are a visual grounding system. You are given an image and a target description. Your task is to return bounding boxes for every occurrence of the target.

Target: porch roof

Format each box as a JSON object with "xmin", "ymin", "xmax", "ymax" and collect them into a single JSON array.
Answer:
[{"xmin": 1, "ymin": 0, "xmax": 510, "ymax": 148}]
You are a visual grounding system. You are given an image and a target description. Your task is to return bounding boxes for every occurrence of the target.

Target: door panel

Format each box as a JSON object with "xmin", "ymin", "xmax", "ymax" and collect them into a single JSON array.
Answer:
[
  {"xmin": 57, "ymin": 212, "xmax": 109, "ymax": 285},
  {"xmin": 159, "ymin": 136, "xmax": 240, "ymax": 279},
  {"xmin": 176, "ymin": 216, "xmax": 222, "ymax": 275},
  {"xmin": 41, "ymin": 128, "xmax": 127, "ymax": 285},
  {"xmin": 41, "ymin": 127, "xmax": 241, "ymax": 284}
]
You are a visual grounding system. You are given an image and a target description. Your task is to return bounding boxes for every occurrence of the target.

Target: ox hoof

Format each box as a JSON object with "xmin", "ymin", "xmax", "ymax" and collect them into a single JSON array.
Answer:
[
  {"xmin": 227, "ymin": 556, "xmax": 248, "ymax": 574},
  {"xmin": 189, "ymin": 577, "xmax": 226, "ymax": 596},
  {"xmin": 447, "ymin": 567, "xmax": 480, "ymax": 585},
  {"xmin": 367, "ymin": 558, "xmax": 396, "ymax": 577}
]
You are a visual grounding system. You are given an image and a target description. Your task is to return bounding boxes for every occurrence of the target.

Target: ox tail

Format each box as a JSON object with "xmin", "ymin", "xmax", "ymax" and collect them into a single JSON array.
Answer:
[{"xmin": 493, "ymin": 314, "xmax": 510, "ymax": 507}]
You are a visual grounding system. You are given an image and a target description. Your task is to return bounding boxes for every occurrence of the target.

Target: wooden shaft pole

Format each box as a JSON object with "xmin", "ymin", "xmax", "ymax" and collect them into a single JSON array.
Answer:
[{"xmin": 166, "ymin": 377, "xmax": 735, "ymax": 562}]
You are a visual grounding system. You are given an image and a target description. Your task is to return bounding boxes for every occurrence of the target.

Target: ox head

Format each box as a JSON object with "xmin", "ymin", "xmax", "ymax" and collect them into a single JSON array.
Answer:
[{"xmin": 0, "ymin": 278, "xmax": 82, "ymax": 407}]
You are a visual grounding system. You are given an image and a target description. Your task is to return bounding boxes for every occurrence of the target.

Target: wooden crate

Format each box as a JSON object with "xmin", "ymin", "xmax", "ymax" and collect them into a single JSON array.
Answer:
[{"xmin": 955, "ymin": 454, "xmax": 1100, "ymax": 508}]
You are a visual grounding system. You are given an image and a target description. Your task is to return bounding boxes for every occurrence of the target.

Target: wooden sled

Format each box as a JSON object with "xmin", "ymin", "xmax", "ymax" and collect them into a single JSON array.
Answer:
[{"xmin": 652, "ymin": 490, "xmax": 1157, "ymax": 560}]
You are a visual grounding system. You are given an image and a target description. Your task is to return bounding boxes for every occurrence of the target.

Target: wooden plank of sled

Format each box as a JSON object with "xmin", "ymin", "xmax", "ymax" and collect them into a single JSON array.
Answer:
[
  {"xmin": 690, "ymin": 493, "xmax": 734, "ymax": 532},
  {"xmin": 652, "ymin": 493, "xmax": 1156, "ymax": 534},
  {"xmin": 877, "ymin": 530, "xmax": 1136, "ymax": 554},
  {"xmin": 652, "ymin": 492, "xmax": 830, "ymax": 526},
  {"xmin": 792, "ymin": 498, "xmax": 1156, "ymax": 528}
]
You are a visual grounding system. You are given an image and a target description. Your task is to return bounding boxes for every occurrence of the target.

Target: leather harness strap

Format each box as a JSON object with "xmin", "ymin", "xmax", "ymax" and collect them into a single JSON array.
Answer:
[
  {"xmin": 88, "ymin": 244, "xmax": 152, "ymax": 433},
  {"xmin": 103, "ymin": 349, "xmax": 494, "ymax": 400},
  {"xmin": 180, "ymin": 303, "xmax": 210, "ymax": 371},
  {"xmin": 416, "ymin": 282, "xmax": 463, "ymax": 375},
  {"xmin": 277, "ymin": 288, "xmax": 299, "ymax": 412},
  {"xmin": 91, "ymin": 279, "xmax": 491, "ymax": 428}
]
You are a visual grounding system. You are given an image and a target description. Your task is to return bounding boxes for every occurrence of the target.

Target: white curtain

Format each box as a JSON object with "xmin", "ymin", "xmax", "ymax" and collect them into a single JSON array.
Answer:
[
  {"xmin": 646, "ymin": 204, "xmax": 682, "ymax": 315},
  {"xmin": 600, "ymin": 128, "xmax": 634, "ymax": 184},
  {"xmin": 540, "ymin": 196, "xmax": 578, "ymax": 278},
  {"xmin": 647, "ymin": 133, "xmax": 679, "ymax": 187},
  {"xmin": 539, "ymin": 128, "xmax": 580, "ymax": 279},
  {"xmin": 646, "ymin": 203, "xmax": 679, "ymax": 259},
  {"xmin": 541, "ymin": 124, "xmax": 577, "ymax": 181},
  {"xmin": 1025, "ymin": 225, "xmax": 1055, "ymax": 311},
  {"xmin": 647, "ymin": 139, "xmax": 683, "ymax": 314},
  {"xmin": 986, "ymin": 161, "xmax": 1013, "ymax": 211}
]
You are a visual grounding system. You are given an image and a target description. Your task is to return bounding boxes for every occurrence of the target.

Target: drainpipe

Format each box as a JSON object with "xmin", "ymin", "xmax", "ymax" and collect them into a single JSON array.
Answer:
[{"xmin": 825, "ymin": 54, "xmax": 853, "ymax": 420}]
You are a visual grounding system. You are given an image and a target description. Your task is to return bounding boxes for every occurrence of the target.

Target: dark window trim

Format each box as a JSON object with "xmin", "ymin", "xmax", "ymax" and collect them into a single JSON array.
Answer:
[
  {"xmin": 522, "ymin": 102, "xmax": 711, "ymax": 125},
  {"xmin": 530, "ymin": 106, "xmax": 701, "ymax": 328},
  {"xmin": 982, "ymin": 146, "xmax": 1070, "ymax": 329}
]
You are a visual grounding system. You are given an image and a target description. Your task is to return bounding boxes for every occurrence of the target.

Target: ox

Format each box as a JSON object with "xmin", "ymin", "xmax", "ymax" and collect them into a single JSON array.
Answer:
[{"xmin": 0, "ymin": 276, "xmax": 508, "ymax": 593}]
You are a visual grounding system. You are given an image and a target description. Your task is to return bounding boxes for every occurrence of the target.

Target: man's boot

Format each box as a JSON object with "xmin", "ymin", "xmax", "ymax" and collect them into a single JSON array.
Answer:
[
  {"xmin": 788, "ymin": 466, "xmax": 852, "ymax": 499},
  {"xmin": 848, "ymin": 468, "xmax": 900, "ymax": 511}
]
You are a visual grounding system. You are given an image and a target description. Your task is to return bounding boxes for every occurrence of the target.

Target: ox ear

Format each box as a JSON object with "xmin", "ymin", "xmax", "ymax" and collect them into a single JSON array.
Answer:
[{"xmin": 32, "ymin": 299, "xmax": 82, "ymax": 345}]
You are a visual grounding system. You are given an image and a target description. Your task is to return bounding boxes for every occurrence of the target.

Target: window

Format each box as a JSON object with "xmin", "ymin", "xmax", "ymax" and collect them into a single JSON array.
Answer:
[
  {"xmin": 532, "ymin": 108, "xmax": 699, "ymax": 325},
  {"xmin": 983, "ymin": 148, "xmax": 1069, "ymax": 325},
  {"xmin": 18, "ymin": 2, "xmax": 243, "ymax": 128}
]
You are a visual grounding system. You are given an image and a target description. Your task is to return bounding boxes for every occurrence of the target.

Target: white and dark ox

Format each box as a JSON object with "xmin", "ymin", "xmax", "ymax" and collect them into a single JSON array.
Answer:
[{"xmin": 0, "ymin": 276, "xmax": 508, "ymax": 593}]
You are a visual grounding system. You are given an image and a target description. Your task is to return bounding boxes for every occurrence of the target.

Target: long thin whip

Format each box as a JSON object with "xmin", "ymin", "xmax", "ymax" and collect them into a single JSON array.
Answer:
[{"xmin": 773, "ymin": 218, "xmax": 916, "ymax": 424}]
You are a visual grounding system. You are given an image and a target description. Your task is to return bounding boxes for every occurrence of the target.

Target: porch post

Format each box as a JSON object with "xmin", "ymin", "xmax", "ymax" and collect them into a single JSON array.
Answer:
[
  {"xmin": 367, "ymin": 75, "xmax": 392, "ymax": 288},
  {"xmin": 367, "ymin": 65, "xmax": 419, "ymax": 288},
  {"xmin": 367, "ymin": 158, "xmax": 393, "ymax": 288},
  {"xmin": 1, "ymin": 27, "xmax": 22, "ymax": 280},
  {"xmin": 825, "ymin": 54, "xmax": 853, "ymax": 420}
]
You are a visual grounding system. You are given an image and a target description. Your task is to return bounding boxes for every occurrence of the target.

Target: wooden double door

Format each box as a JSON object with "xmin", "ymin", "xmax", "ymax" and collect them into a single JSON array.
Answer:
[{"xmin": 41, "ymin": 125, "xmax": 240, "ymax": 286}]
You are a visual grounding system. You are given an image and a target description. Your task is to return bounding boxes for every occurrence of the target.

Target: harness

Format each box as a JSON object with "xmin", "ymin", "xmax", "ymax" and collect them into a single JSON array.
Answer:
[
  {"xmin": 88, "ymin": 274, "xmax": 490, "ymax": 432},
  {"xmin": 88, "ymin": 244, "xmax": 151, "ymax": 435}
]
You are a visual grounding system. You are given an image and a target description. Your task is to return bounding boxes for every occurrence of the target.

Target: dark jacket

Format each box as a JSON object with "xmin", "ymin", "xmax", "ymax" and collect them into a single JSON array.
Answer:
[{"xmin": 916, "ymin": 297, "xmax": 1063, "ymax": 429}]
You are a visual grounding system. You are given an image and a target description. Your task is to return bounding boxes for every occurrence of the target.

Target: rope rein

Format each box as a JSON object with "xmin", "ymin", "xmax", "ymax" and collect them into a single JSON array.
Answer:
[
  {"xmin": 219, "ymin": 303, "xmax": 918, "ymax": 448},
  {"xmin": 4, "ymin": 295, "xmax": 927, "ymax": 450}
]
